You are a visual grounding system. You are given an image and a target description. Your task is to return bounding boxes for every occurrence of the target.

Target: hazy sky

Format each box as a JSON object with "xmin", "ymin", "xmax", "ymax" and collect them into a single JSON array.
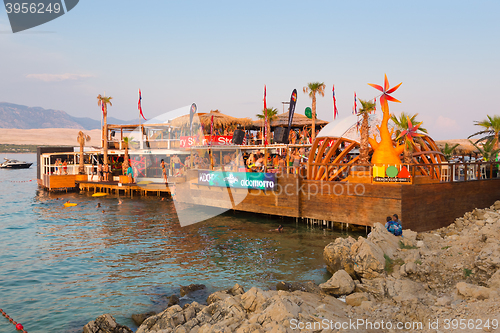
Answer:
[{"xmin": 1, "ymin": 0, "xmax": 499, "ymax": 140}]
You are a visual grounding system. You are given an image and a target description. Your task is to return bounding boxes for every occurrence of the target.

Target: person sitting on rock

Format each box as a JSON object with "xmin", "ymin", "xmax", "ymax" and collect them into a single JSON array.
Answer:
[{"xmin": 386, "ymin": 215, "xmax": 402, "ymax": 236}]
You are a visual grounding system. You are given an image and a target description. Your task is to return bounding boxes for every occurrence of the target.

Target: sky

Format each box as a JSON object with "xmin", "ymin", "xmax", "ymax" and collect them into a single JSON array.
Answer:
[{"xmin": 0, "ymin": 0, "xmax": 499, "ymax": 140}]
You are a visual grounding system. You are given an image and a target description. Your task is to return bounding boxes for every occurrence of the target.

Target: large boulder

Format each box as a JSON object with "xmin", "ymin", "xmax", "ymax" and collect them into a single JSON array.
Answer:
[
  {"xmin": 456, "ymin": 282, "xmax": 498, "ymax": 300},
  {"xmin": 319, "ymin": 270, "xmax": 355, "ymax": 296},
  {"xmin": 367, "ymin": 223, "xmax": 401, "ymax": 258},
  {"xmin": 180, "ymin": 284, "xmax": 206, "ymax": 297},
  {"xmin": 345, "ymin": 292, "xmax": 370, "ymax": 306},
  {"xmin": 351, "ymin": 237, "xmax": 386, "ymax": 279},
  {"xmin": 475, "ymin": 240, "xmax": 500, "ymax": 272},
  {"xmin": 488, "ymin": 269, "xmax": 500, "ymax": 289},
  {"xmin": 323, "ymin": 236, "xmax": 356, "ymax": 277},
  {"xmin": 83, "ymin": 314, "xmax": 133, "ymax": 333}
]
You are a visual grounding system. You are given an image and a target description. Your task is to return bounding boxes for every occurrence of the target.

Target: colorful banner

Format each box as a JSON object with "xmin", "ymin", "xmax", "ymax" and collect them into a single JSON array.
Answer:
[
  {"xmin": 180, "ymin": 135, "xmax": 236, "ymax": 148},
  {"xmin": 286, "ymin": 89, "xmax": 297, "ymax": 144},
  {"xmin": 198, "ymin": 170, "xmax": 277, "ymax": 190},
  {"xmin": 332, "ymin": 85, "xmax": 338, "ymax": 120}
]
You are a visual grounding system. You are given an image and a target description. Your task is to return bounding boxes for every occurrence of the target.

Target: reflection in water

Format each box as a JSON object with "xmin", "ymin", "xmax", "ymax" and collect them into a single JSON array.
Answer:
[{"xmin": 0, "ymin": 159, "xmax": 362, "ymax": 333}]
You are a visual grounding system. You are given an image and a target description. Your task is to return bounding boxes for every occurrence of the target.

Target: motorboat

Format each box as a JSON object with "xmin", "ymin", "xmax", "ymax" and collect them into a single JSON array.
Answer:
[{"xmin": 0, "ymin": 158, "xmax": 33, "ymax": 169}]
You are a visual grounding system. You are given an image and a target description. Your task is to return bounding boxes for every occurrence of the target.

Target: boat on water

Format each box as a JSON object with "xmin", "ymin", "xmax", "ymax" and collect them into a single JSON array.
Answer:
[{"xmin": 0, "ymin": 158, "xmax": 33, "ymax": 169}]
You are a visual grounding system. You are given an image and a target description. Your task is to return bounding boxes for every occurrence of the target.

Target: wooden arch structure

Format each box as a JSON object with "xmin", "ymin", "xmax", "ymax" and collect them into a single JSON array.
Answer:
[
  {"xmin": 307, "ymin": 135, "xmax": 446, "ymax": 181},
  {"xmin": 307, "ymin": 137, "xmax": 363, "ymax": 181}
]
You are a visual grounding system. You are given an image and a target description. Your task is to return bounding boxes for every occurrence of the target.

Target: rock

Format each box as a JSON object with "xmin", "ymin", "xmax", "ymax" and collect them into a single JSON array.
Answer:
[
  {"xmin": 180, "ymin": 284, "xmax": 206, "ymax": 297},
  {"xmin": 456, "ymin": 282, "xmax": 498, "ymax": 300},
  {"xmin": 83, "ymin": 314, "xmax": 133, "ymax": 333},
  {"xmin": 488, "ymin": 269, "xmax": 500, "ymax": 289},
  {"xmin": 475, "ymin": 241, "xmax": 500, "ymax": 272},
  {"xmin": 351, "ymin": 237, "xmax": 386, "ymax": 279},
  {"xmin": 400, "ymin": 262, "xmax": 417, "ymax": 276},
  {"xmin": 131, "ymin": 311, "xmax": 156, "ymax": 326},
  {"xmin": 319, "ymin": 270, "xmax": 355, "ymax": 296},
  {"xmin": 435, "ymin": 296, "xmax": 451, "ymax": 306},
  {"xmin": 473, "ymin": 209, "xmax": 487, "ymax": 220},
  {"xmin": 323, "ymin": 236, "xmax": 356, "ymax": 277},
  {"xmin": 207, "ymin": 290, "xmax": 231, "ymax": 305},
  {"xmin": 359, "ymin": 301, "xmax": 373, "ymax": 311},
  {"xmin": 416, "ymin": 240, "xmax": 425, "ymax": 248},
  {"xmin": 402, "ymin": 229, "xmax": 418, "ymax": 246},
  {"xmin": 493, "ymin": 200, "xmax": 500, "ymax": 211},
  {"xmin": 356, "ymin": 278, "xmax": 386, "ymax": 298},
  {"xmin": 229, "ymin": 283, "xmax": 245, "ymax": 296},
  {"xmin": 167, "ymin": 294, "xmax": 179, "ymax": 307},
  {"xmin": 275, "ymin": 281, "xmax": 321, "ymax": 294},
  {"xmin": 345, "ymin": 292, "xmax": 370, "ymax": 306},
  {"xmin": 367, "ymin": 222, "xmax": 401, "ymax": 258},
  {"xmin": 386, "ymin": 278, "xmax": 425, "ymax": 302}
]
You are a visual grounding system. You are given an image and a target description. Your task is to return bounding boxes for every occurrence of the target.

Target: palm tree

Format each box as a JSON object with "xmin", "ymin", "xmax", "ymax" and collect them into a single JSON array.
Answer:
[
  {"xmin": 77, "ymin": 131, "xmax": 91, "ymax": 174},
  {"xmin": 391, "ymin": 112, "xmax": 427, "ymax": 164},
  {"xmin": 303, "ymin": 82, "xmax": 326, "ymax": 142},
  {"xmin": 256, "ymin": 107, "xmax": 278, "ymax": 144},
  {"xmin": 97, "ymin": 94, "xmax": 113, "ymax": 164},
  {"xmin": 468, "ymin": 115, "xmax": 500, "ymax": 149},
  {"xmin": 440, "ymin": 143, "xmax": 459, "ymax": 161},
  {"xmin": 357, "ymin": 99, "xmax": 376, "ymax": 164},
  {"xmin": 470, "ymin": 139, "xmax": 500, "ymax": 162},
  {"xmin": 122, "ymin": 137, "xmax": 130, "ymax": 174}
]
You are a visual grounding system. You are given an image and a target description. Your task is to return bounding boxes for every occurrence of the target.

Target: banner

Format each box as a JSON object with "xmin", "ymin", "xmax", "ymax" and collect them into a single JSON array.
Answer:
[
  {"xmin": 198, "ymin": 170, "xmax": 276, "ymax": 190},
  {"xmin": 286, "ymin": 89, "xmax": 297, "ymax": 144},
  {"xmin": 180, "ymin": 135, "xmax": 236, "ymax": 148}
]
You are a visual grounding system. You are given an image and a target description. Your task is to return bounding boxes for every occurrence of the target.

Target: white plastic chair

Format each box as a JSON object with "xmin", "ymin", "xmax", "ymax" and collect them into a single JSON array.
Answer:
[{"xmin": 440, "ymin": 163, "xmax": 450, "ymax": 182}]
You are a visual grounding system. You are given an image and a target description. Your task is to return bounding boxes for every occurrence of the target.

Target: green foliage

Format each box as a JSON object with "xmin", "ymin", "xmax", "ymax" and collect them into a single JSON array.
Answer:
[
  {"xmin": 399, "ymin": 241, "xmax": 418, "ymax": 249},
  {"xmin": 463, "ymin": 268, "xmax": 473, "ymax": 278},
  {"xmin": 0, "ymin": 144, "xmax": 38, "ymax": 153},
  {"xmin": 384, "ymin": 254, "xmax": 404, "ymax": 274},
  {"xmin": 390, "ymin": 112, "xmax": 428, "ymax": 140},
  {"xmin": 441, "ymin": 246, "xmax": 451, "ymax": 250},
  {"xmin": 358, "ymin": 99, "xmax": 376, "ymax": 115},
  {"xmin": 441, "ymin": 143, "xmax": 460, "ymax": 161},
  {"xmin": 303, "ymin": 82, "xmax": 326, "ymax": 98},
  {"xmin": 469, "ymin": 138, "xmax": 500, "ymax": 162},
  {"xmin": 414, "ymin": 259, "xmax": 422, "ymax": 265},
  {"xmin": 468, "ymin": 115, "xmax": 500, "ymax": 145},
  {"xmin": 256, "ymin": 107, "xmax": 278, "ymax": 120}
]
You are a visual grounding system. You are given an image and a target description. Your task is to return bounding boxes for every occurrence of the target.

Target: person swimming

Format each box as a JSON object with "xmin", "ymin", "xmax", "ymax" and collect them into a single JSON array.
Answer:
[{"xmin": 96, "ymin": 203, "xmax": 101, "ymax": 208}]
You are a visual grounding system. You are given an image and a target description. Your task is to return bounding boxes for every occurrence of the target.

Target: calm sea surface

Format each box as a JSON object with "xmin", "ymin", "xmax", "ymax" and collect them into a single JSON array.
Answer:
[{"xmin": 0, "ymin": 153, "xmax": 361, "ymax": 333}]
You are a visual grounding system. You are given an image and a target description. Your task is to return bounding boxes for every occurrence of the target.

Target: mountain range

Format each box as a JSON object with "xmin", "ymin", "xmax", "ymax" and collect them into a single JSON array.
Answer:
[{"xmin": 0, "ymin": 102, "xmax": 132, "ymax": 130}]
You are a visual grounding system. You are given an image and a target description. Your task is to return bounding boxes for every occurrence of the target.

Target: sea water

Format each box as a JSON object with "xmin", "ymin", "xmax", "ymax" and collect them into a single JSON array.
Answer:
[{"xmin": 0, "ymin": 154, "xmax": 359, "ymax": 333}]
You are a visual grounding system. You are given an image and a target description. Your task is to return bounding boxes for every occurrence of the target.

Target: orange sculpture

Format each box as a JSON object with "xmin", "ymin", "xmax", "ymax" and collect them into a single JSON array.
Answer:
[{"xmin": 367, "ymin": 75, "xmax": 404, "ymax": 165}]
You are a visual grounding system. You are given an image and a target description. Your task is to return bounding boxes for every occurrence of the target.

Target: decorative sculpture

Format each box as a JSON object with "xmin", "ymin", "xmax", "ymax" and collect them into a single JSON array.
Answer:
[{"xmin": 368, "ymin": 75, "xmax": 404, "ymax": 165}]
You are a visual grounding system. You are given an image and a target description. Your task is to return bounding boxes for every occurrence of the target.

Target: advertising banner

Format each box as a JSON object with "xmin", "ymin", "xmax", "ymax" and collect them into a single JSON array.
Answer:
[
  {"xmin": 180, "ymin": 135, "xmax": 238, "ymax": 148},
  {"xmin": 198, "ymin": 170, "xmax": 276, "ymax": 190}
]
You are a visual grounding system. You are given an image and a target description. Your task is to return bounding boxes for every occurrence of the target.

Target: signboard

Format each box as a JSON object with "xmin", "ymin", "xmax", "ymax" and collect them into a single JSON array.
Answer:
[
  {"xmin": 180, "ymin": 135, "xmax": 239, "ymax": 148},
  {"xmin": 372, "ymin": 165, "xmax": 411, "ymax": 184},
  {"xmin": 198, "ymin": 170, "xmax": 276, "ymax": 190}
]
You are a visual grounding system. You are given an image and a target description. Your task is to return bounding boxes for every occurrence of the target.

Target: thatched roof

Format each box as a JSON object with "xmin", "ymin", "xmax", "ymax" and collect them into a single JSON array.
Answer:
[
  {"xmin": 254, "ymin": 111, "xmax": 329, "ymax": 128},
  {"xmin": 170, "ymin": 110, "xmax": 253, "ymax": 128},
  {"xmin": 435, "ymin": 139, "xmax": 480, "ymax": 155}
]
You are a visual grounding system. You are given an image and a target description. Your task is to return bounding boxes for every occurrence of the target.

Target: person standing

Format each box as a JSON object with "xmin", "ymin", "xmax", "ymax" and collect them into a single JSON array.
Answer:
[{"xmin": 161, "ymin": 159, "xmax": 167, "ymax": 183}]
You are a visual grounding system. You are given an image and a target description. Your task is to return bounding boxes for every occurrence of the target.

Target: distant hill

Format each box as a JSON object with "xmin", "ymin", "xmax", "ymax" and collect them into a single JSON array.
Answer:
[{"xmin": 0, "ymin": 102, "xmax": 132, "ymax": 130}]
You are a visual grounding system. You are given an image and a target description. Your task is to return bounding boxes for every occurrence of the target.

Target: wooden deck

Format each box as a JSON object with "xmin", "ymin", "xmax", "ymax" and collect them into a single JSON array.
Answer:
[
  {"xmin": 175, "ymin": 170, "xmax": 500, "ymax": 232},
  {"xmin": 77, "ymin": 181, "xmax": 171, "ymax": 197}
]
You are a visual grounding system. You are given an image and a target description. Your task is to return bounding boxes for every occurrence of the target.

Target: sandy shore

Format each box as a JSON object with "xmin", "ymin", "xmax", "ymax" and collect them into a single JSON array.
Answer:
[{"xmin": 0, "ymin": 128, "xmax": 102, "ymax": 146}]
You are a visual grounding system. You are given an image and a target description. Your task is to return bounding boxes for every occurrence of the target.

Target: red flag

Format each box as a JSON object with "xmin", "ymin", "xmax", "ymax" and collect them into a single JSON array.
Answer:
[
  {"xmin": 332, "ymin": 84, "xmax": 338, "ymax": 120},
  {"xmin": 101, "ymin": 101, "xmax": 105, "ymax": 114},
  {"xmin": 138, "ymin": 89, "xmax": 146, "ymax": 121},
  {"xmin": 352, "ymin": 92, "xmax": 357, "ymax": 115},
  {"xmin": 210, "ymin": 114, "xmax": 214, "ymax": 145},
  {"xmin": 263, "ymin": 85, "xmax": 268, "ymax": 146}
]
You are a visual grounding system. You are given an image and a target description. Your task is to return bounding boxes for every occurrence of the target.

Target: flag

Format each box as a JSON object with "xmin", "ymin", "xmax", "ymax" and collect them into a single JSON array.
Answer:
[
  {"xmin": 138, "ymin": 89, "xmax": 146, "ymax": 121},
  {"xmin": 101, "ymin": 101, "xmax": 105, "ymax": 114},
  {"xmin": 210, "ymin": 114, "xmax": 214, "ymax": 146},
  {"xmin": 352, "ymin": 92, "xmax": 357, "ymax": 115},
  {"xmin": 286, "ymin": 89, "xmax": 297, "ymax": 144},
  {"xmin": 263, "ymin": 85, "xmax": 268, "ymax": 146},
  {"xmin": 332, "ymin": 85, "xmax": 338, "ymax": 120}
]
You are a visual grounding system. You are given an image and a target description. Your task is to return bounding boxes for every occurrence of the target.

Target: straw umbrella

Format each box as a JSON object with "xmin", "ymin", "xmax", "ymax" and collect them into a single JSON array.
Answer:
[
  {"xmin": 170, "ymin": 110, "xmax": 252, "ymax": 132},
  {"xmin": 253, "ymin": 110, "xmax": 329, "ymax": 128}
]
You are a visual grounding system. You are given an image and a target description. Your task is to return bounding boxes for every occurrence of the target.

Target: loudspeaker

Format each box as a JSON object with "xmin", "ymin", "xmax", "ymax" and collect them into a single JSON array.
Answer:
[
  {"xmin": 273, "ymin": 127, "xmax": 288, "ymax": 144},
  {"xmin": 232, "ymin": 129, "xmax": 245, "ymax": 145}
]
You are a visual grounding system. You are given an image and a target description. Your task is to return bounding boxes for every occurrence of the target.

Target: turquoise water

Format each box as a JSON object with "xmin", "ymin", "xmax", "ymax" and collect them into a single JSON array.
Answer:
[{"xmin": 0, "ymin": 154, "xmax": 359, "ymax": 333}]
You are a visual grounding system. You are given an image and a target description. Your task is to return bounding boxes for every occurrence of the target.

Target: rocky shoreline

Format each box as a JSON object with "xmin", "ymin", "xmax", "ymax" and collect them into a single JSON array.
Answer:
[{"xmin": 83, "ymin": 202, "xmax": 500, "ymax": 333}]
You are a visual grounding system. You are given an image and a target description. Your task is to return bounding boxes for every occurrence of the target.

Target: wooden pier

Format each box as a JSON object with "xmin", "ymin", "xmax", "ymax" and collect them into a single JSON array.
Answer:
[{"xmin": 77, "ymin": 181, "xmax": 171, "ymax": 197}]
